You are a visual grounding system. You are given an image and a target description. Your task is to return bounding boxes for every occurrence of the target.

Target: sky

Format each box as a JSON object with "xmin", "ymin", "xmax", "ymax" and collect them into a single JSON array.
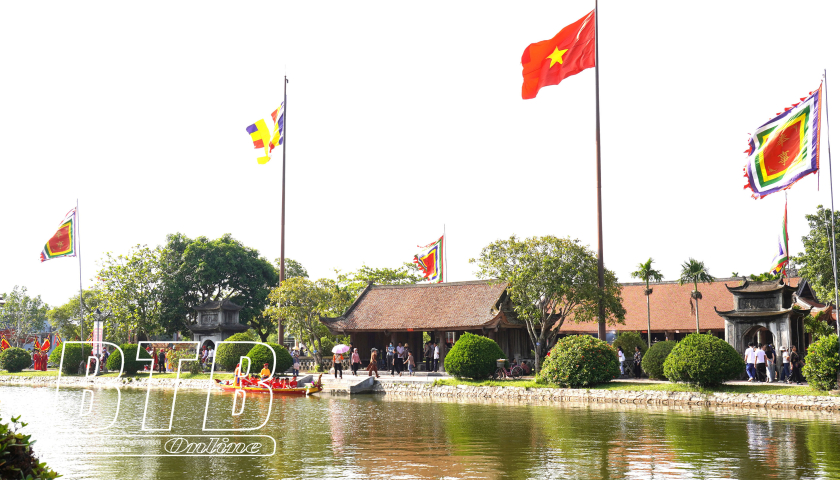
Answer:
[{"xmin": 2, "ymin": 0, "xmax": 839, "ymax": 308}]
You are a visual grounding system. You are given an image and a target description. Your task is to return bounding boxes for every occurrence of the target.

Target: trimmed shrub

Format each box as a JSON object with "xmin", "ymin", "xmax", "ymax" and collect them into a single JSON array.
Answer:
[
  {"xmin": 48, "ymin": 343, "xmax": 92, "ymax": 374},
  {"xmin": 803, "ymin": 334, "xmax": 839, "ymax": 391},
  {"xmin": 641, "ymin": 340, "xmax": 676, "ymax": 380},
  {"xmin": 0, "ymin": 348, "xmax": 31, "ymax": 373},
  {"xmin": 105, "ymin": 344, "xmax": 152, "ymax": 375},
  {"xmin": 612, "ymin": 331, "xmax": 648, "ymax": 357},
  {"xmin": 663, "ymin": 333, "xmax": 743, "ymax": 386},
  {"xmin": 0, "ymin": 414, "xmax": 60, "ymax": 479},
  {"xmin": 245, "ymin": 343, "xmax": 293, "ymax": 375},
  {"xmin": 538, "ymin": 335, "xmax": 620, "ymax": 387},
  {"xmin": 443, "ymin": 332, "xmax": 505, "ymax": 380},
  {"xmin": 215, "ymin": 332, "xmax": 258, "ymax": 371}
]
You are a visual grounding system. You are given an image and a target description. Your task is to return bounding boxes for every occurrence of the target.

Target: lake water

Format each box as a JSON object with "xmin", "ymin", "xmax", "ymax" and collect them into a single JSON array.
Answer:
[{"xmin": 3, "ymin": 385, "xmax": 840, "ymax": 479}]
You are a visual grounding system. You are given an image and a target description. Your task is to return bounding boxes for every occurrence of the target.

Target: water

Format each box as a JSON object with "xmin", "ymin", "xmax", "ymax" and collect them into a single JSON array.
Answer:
[{"xmin": 3, "ymin": 385, "xmax": 840, "ymax": 479}]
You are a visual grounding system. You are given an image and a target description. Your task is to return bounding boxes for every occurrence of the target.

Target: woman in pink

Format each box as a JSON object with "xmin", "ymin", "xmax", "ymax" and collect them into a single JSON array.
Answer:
[{"xmin": 351, "ymin": 348, "xmax": 361, "ymax": 376}]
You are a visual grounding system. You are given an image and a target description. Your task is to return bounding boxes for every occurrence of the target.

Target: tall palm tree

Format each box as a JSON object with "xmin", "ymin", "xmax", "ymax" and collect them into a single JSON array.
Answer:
[
  {"xmin": 631, "ymin": 258, "xmax": 663, "ymax": 347},
  {"xmin": 679, "ymin": 258, "xmax": 714, "ymax": 333}
]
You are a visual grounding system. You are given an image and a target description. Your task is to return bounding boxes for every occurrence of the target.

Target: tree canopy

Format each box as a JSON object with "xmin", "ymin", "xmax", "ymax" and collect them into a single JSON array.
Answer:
[
  {"xmin": 795, "ymin": 205, "xmax": 840, "ymax": 302},
  {"xmin": 471, "ymin": 235, "xmax": 625, "ymax": 372},
  {"xmin": 0, "ymin": 286, "xmax": 49, "ymax": 347}
]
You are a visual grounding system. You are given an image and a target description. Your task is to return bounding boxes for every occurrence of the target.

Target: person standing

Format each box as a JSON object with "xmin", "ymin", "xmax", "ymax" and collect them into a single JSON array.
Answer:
[
  {"xmin": 395, "ymin": 343, "xmax": 405, "ymax": 375},
  {"xmin": 781, "ymin": 346, "xmax": 790, "ymax": 383},
  {"xmin": 351, "ymin": 348, "xmax": 361, "ymax": 376},
  {"xmin": 208, "ymin": 346, "xmax": 215, "ymax": 370},
  {"xmin": 101, "ymin": 348, "xmax": 109, "ymax": 373},
  {"xmin": 633, "ymin": 346, "xmax": 642, "ymax": 379},
  {"xmin": 765, "ymin": 344, "xmax": 776, "ymax": 383},
  {"xmin": 744, "ymin": 343, "xmax": 756, "ymax": 381},
  {"xmin": 423, "ymin": 341, "xmax": 432, "ymax": 372},
  {"xmin": 292, "ymin": 353, "xmax": 301, "ymax": 376},
  {"xmin": 157, "ymin": 348, "xmax": 166, "ymax": 374},
  {"xmin": 332, "ymin": 352, "xmax": 344, "ymax": 379},
  {"xmin": 754, "ymin": 343, "xmax": 767, "ymax": 382},
  {"xmin": 386, "ymin": 343, "xmax": 395, "ymax": 375},
  {"xmin": 617, "ymin": 347, "xmax": 626, "ymax": 377},
  {"xmin": 367, "ymin": 349, "xmax": 380, "ymax": 378},
  {"xmin": 433, "ymin": 343, "xmax": 440, "ymax": 372},
  {"xmin": 405, "ymin": 349, "xmax": 415, "ymax": 376},
  {"xmin": 789, "ymin": 346, "xmax": 803, "ymax": 384}
]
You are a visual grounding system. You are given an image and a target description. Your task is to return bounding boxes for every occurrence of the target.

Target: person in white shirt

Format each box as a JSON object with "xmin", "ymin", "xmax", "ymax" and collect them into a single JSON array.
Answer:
[
  {"xmin": 781, "ymin": 347, "xmax": 791, "ymax": 382},
  {"xmin": 744, "ymin": 344, "xmax": 757, "ymax": 381},
  {"xmin": 433, "ymin": 343, "xmax": 440, "ymax": 372},
  {"xmin": 208, "ymin": 347, "xmax": 215, "ymax": 371},
  {"xmin": 617, "ymin": 347, "xmax": 626, "ymax": 376},
  {"xmin": 754, "ymin": 343, "xmax": 767, "ymax": 382}
]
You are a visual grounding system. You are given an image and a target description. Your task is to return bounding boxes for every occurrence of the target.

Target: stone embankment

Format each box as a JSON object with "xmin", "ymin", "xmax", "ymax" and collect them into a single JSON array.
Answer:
[
  {"xmin": 0, "ymin": 375, "xmax": 221, "ymax": 390},
  {"xmin": 374, "ymin": 382, "xmax": 840, "ymax": 412}
]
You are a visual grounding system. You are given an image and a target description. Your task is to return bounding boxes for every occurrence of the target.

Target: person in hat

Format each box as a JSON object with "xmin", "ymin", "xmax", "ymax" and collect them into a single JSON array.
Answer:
[
  {"xmin": 781, "ymin": 346, "xmax": 790, "ymax": 382},
  {"xmin": 260, "ymin": 363, "xmax": 272, "ymax": 381}
]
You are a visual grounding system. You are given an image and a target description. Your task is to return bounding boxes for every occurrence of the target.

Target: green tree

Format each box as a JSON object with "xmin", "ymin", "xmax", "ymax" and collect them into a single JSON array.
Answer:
[
  {"xmin": 805, "ymin": 310, "xmax": 835, "ymax": 339},
  {"xmin": 471, "ymin": 235, "xmax": 625, "ymax": 373},
  {"xmin": 336, "ymin": 263, "xmax": 423, "ymax": 299},
  {"xmin": 275, "ymin": 258, "xmax": 309, "ymax": 279},
  {"xmin": 679, "ymin": 258, "xmax": 714, "ymax": 333},
  {"xmin": 46, "ymin": 288, "xmax": 106, "ymax": 342},
  {"xmin": 265, "ymin": 277, "xmax": 342, "ymax": 365},
  {"xmin": 0, "ymin": 286, "xmax": 49, "ymax": 347},
  {"xmin": 95, "ymin": 244, "xmax": 163, "ymax": 343},
  {"xmin": 748, "ymin": 272, "xmax": 782, "ymax": 281},
  {"xmin": 795, "ymin": 205, "xmax": 840, "ymax": 302},
  {"xmin": 630, "ymin": 258, "xmax": 663, "ymax": 347},
  {"xmin": 159, "ymin": 233, "xmax": 278, "ymax": 341}
]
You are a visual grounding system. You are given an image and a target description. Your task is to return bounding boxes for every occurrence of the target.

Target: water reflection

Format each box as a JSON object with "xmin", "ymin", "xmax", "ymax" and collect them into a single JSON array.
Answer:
[{"xmin": 3, "ymin": 386, "xmax": 840, "ymax": 479}]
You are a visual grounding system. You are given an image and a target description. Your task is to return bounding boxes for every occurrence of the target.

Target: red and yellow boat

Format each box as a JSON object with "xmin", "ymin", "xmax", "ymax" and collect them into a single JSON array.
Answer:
[{"xmin": 215, "ymin": 374, "xmax": 323, "ymax": 396}]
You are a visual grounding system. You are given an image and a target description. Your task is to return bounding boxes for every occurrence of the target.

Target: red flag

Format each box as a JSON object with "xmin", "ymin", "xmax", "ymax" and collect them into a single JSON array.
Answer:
[
  {"xmin": 40, "ymin": 338, "xmax": 51, "ymax": 351},
  {"xmin": 0, "ymin": 337, "xmax": 9, "ymax": 350},
  {"xmin": 521, "ymin": 10, "xmax": 595, "ymax": 99},
  {"xmin": 33, "ymin": 339, "xmax": 41, "ymax": 351},
  {"xmin": 54, "ymin": 333, "xmax": 62, "ymax": 348}
]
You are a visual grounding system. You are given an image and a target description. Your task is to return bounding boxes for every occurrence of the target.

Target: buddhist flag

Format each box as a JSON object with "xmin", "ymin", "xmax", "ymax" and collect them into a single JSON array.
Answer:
[
  {"xmin": 245, "ymin": 119, "xmax": 272, "ymax": 165},
  {"xmin": 413, "ymin": 236, "xmax": 444, "ymax": 283},
  {"xmin": 40, "ymin": 337, "xmax": 51, "ymax": 351},
  {"xmin": 0, "ymin": 337, "xmax": 9, "ymax": 350},
  {"xmin": 771, "ymin": 200, "xmax": 789, "ymax": 275},
  {"xmin": 521, "ymin": 10, "xmax": 595, "ymax": 99},
  {"xmin": 744, "ymin": 85, "xmax": 822, "ymax": 199},
  {"xmin": 40, "ymin": 208, "xmax": 77, "ymax": 262},
  {"xmin": 269, "ymin": 103, "xmax": 284, "ymax": 158}
]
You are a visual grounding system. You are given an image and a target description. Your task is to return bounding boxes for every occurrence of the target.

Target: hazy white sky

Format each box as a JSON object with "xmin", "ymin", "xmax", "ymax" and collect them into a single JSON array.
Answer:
[{"xmin": 2, "ymin": 0, "xmax": 839, "ymax": 307}]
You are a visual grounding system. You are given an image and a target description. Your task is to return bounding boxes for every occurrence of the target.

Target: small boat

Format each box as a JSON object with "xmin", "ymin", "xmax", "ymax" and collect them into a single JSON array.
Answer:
[{"xmin": 214, "ymin": 374, "xmax": 323, "ymax": 396}]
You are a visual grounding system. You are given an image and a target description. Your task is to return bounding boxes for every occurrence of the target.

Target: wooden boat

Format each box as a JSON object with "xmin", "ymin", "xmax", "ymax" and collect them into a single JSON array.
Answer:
[{"xmin": 214, "ymin": 374, "xmax": 322, "ymax": 396}]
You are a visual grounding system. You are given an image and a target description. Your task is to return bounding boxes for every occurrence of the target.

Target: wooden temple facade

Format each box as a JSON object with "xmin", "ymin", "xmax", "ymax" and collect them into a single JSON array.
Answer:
[{"xmin": 320, "ymin": 280, "xmax": 531, "ymax": 369}]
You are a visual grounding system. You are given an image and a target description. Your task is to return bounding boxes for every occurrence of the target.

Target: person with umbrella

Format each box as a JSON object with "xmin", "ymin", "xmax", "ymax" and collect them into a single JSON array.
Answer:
[{"xmin": 332, "ymin": 344, "xmax": 349, "ymax": 379}]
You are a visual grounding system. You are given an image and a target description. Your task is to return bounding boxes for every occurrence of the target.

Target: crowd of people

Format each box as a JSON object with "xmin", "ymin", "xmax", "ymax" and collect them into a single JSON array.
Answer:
[{"xmin": 744, "ymin": 343, "xmax": 803, "ymax": 384}]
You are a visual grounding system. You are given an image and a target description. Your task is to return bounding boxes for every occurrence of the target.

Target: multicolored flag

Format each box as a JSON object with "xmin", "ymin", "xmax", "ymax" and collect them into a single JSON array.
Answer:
[
  {"xmin": 53, "ymin": 333, "xmax": 62, "ymax": 349},
  {"xmin": 245, "ymin": 119, "xmax": 272, "ymax": 165},
  {"xmin": 771, "ymin": 200, "xmax": 789, "ymax": 275},
  {"xmin": 413, "ymin": 236, "xmax": 444, "ymax": 283},
  {"xmin": 0, "ymin": 337, "xmax": 9, "ymax": 350},
  {"xmin": 33, "ymin": 338, "xmax": 41, "ymax": 351},
  {"xmin": 269, "ymin": 103, "xmax": 284, "ymax": 157},
  {"xmin": 40, "ymin": 208, "xmax": 77, "ymax": 262},
  {"xmin": 743, "ymin": 86, "xmax": 822, "ymax": 199},
  {"xmin": 40, "ymin": 337, "xmax": 51, "ymax": 351},
  {"xmin": 521, "ymin": 10, "xmax": 595, "ymax": 99}
]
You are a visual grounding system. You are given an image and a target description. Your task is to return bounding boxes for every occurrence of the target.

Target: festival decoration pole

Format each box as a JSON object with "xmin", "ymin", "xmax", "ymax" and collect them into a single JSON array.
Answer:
[
  {"xmin": 77, "ymin": 198, "xmax": 84, "ymax": 344},
  {"xmin": 594, "ymin": 0, "xmax": 606, "ymax": 340},
  {"xmin": 824, "ymin": 71, "xmax": 840, "ymax": 379},
  {"xmin": 278, "ymin": 76, "xmax": 288, "ymax": 344}
]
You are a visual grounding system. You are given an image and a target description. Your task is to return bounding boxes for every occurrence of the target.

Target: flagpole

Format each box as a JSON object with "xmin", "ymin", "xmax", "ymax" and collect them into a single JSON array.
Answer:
[
  {"xmin": 824, "ymin": 71, "xmax": 840, "ymax": 368},
  {"xmin": 76, "ymin": 198, "xmax": 85, "ymax": 345},
  {"xmin": 594, "ymin": 0, "xmax": 606, "ymax": 340},
  {"xmin": 278, "ymin": 76, "xmax": 288, "ymax": 344},
  {"xmin": 443, "ymin": 224, "xmax": 447, "ymax": 283}
]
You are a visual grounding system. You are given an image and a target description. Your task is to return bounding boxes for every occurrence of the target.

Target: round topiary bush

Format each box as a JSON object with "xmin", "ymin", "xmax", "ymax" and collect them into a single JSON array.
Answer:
[
  {"xmin": 538, "ymin": 335, "xmax": 620, "ymax": 387},
  {"xmin": 663, "ymin": 333, "xmax": 743, "ymax": 386},
  {"xmin": 48, "ymin": 343, "xmax": 92, "ymax": 374},
  {"xmin": 0, "ymin": 348, "xmax": 31, "ymax": 373},
  {"xmin": 641, "ymin": 340, "xmax": 677, "ymax": 380},
  {"xmin": 215, "ymin": 332, "xmax": 259, "ymax": 371},
  {"xmin": 245, "ymin": 343, "xmax": 293, "ymax": 375},
  {"xmin": 443, "ymin": 332, "xmax": 505, "ymax": 380},
  {"xmin": 803, "ymin": 334, "xmax": 839, "ymax": 391},
  {"xmin": 105, "ymin": 344, "xmax": 152, "ymax": 375}
]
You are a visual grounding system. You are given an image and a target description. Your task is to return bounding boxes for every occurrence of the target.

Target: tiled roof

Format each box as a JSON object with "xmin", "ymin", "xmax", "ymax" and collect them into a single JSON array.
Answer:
[
  {"xmin": 321, "ymin": 280, "xmax": 509, "ymax": 332},
  {"xmin": 559, "ymin": 277, "xmax": 801, "ymax": 333}
]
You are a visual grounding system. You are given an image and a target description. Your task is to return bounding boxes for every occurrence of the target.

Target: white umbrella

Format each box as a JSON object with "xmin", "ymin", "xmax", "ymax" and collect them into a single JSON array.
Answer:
[{"xmin": 332, "ymin": 344, "xmax": 350, "ymax": 354}]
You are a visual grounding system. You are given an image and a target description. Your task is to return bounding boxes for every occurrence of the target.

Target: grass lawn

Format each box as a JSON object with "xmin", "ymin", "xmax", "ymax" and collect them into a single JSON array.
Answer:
[{"xmin": 431, "ymin": 378, "xmax": 835, "ymax": 397}]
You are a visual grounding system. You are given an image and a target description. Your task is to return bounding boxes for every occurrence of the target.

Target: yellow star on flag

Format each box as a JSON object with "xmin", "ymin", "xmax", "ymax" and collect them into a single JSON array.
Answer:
[{"xmin": 546, "ymin": 47, "xmax": 568, "ymax": 68}]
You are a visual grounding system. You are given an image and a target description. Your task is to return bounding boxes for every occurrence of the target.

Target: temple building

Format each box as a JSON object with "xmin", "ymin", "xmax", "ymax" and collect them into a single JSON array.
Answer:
[
  {"xmin": 320, "ymin": 280, "xmax": 531, "ymax": 368},
  {"xmin": 187, "ymin": 299, "xmax": 250, "ymax": 349}
]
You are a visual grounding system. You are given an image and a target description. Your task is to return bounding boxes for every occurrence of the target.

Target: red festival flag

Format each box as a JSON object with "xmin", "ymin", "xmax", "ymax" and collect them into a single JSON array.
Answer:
[
  {"xmin": 33, "ymin": 338, "xmax": 41, "ymax": 350},
  {"xmin": 53, "ymin": 333, "xmax": 62, "ymax": 348},
  {"xmin": 0, "ymin": 337, "xmax": 9, "ymax": 350},
  {"xmin": 521, "ymin": 10, "xmax": 596, "ymax": 99},
  {"xmin": 40, "ymin": 338, "xmax": 51, "ymax": 351},
  {"xmin": 40, "ymin": 208, "xmax": 77, "ymax": 262}
]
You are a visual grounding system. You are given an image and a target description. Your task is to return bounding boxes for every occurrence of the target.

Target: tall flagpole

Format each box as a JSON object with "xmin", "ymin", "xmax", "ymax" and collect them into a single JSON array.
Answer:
[
  {"xmin": 77, "ymin": 198, "xmax": 84, "ymax": 343},
  {"xmin": 443, "ymin": 224, "xmax": 448, "ymax": 283},
  {"xmin": 595, "ymin": 0, "xmax": 606, "ymax": 340},
  {"xmin": 823, "ymin": 71, "xmax": 840, "ymax": 378},
  {"xmin": 278, "ymin": 76, "xmax": 288, "ymax": 344}
]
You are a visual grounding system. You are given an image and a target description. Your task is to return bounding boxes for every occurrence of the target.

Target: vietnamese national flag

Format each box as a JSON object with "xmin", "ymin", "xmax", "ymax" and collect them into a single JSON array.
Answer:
[{"xmin": 521, "ymin": 10, "xmax": 595, "ymax": 99}]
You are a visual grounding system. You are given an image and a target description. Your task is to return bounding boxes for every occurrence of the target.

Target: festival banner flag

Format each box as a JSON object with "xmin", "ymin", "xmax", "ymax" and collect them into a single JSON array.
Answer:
[
  {"xmin": 245, "ymin": 119, "xmax": 272, "ymax": 165},
  {"xmin": 413, "ymin": 236, "xmax": 444, "ymax": 283},
  {"xmin": 33, "ymin": 338, "xmax": 41, "ymax": 351},
  {"xmin": 39, "ymin": 208, "xmax": 77, "ymax": 262},
  {"xmin": 521, "ymin": 10, "xmax": 595, "ymax": 99},
  {"xmin": 269, "ymin": 103, "xmax": 284, "ymax": 158},
  {"xmin": 743, "ymin": 86, "xmax": 822, "ymax": 199},
  {"xmin": 40, "ymin": 337, "xmax": 51, "ymax": 351},
  {"xmin": 53, "ymin": 333, "xmax": 62, "ymax": 348},
  {"xmin": 0, "ymin": 337, "xmax": 9, "ymax": 350},
  {"xmin": 770, "ymin": 200, "xmax": 789, "ymax": 275}
]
